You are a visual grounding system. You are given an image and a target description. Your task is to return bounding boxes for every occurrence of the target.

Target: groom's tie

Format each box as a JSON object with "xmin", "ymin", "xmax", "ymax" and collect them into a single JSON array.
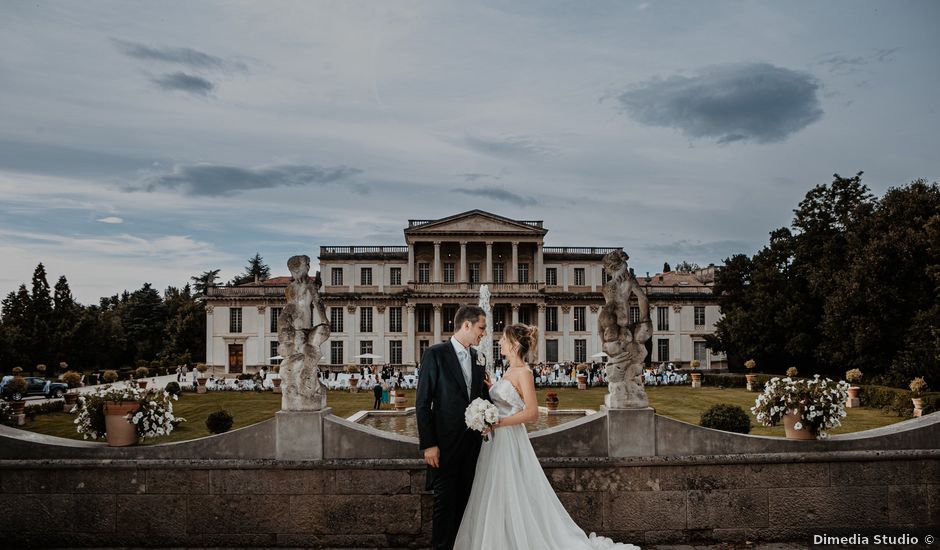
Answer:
[{"xmin": 457, "ymin": 349, "xmax": 471, "ymax": 399}]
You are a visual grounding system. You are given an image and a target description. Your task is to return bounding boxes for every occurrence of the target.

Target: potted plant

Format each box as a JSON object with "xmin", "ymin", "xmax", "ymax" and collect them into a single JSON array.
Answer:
[
  {"xmin": 346, "ymin": 364, "xmax": 361, "ymax": 393},
  {"xmin": 271, "ymin": 365, "xmax": 282, "ymax": 393},
  {"xmin": 744, "ymin": 359, "xmax": 757, "ymax": 389},
  {"xmin": 394, "ymin": 391, "xmax": 407, "ymax": 411},
  {"xmin": 910, "ymin": 377, "xmax": 929, "ymax": 417},
  {"xmin": 36, "ymin": 363, "xmax": 47, "ymax": 377},
  {"xmin": 689, "ymin": 360, "xmax": 702, "ymax": 388},
  {"xmin": 61, "ymin": 370, "xmax": 83, "ymax": 408},
  {"xmin": 11, "ymin": 367, "xmax": 23, "ymax": 377},
  {"xmin": 73, "ymin": 385, "xmax": 184, "ymax": 446},
  {"xmin": 845, "ymin": 369, "xmax": 863, "ymax": 404},
  {"xmin": 195, "ymin": 363, "xmax": 209, "ymax": 394},
  {"xmin": 751, "ymin": 374, "xmax": 849, "ymax": 440},
  {"xmin": 786, "ymin": 366, "xmax": 799, "ymax": 377},
  {"xmin": 545, "ymin": 391, "xmax": 559, "ymax": 411},
  {"xmin": 576, "ymin": 363, "xmax": 588, "ymax": 389},
  {"xmin": 4, "ymin": 376, "xmax": 28, "ymax": 416},
  {"xmin": 134, "ymin": 367, "xmax": 150, "ymax": 389},
  {"xmin": 102, "ymin": 369, "xmax": 119, "ymax": 385}
]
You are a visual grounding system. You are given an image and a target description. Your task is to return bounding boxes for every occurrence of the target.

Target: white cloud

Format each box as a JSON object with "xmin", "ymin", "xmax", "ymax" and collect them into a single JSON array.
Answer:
[{"xmin": 96, "ymin": 216, "xmax": 124, "ymax": 224}]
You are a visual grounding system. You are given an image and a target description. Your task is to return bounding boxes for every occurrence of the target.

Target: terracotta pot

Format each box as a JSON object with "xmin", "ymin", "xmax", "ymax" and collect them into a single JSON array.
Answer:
[
  {"xmin": 197, "ymin": 377, "xmax": 208, "ymax": 386},
  {"xmin": 349, "ymin": 377, "xmax": 360, "ymax": 393},
  {"xmin": 394, "ymin": 395, "xmax": 407, "ymax": 411},
  {"xmin": 273, "ymin": 378, "xmax": 282, "ymax": 387},
  {"xmin": 64, "ymin": 392, "xmax": 79, "ymax": 407},
  {"xmin": 782, "ymin": 409, "xmax": 816, "ymax": 440},
  {"xmin": 545, "ymin": 400, "xmax": 559, "ymax": 411},
  {"xmin": 745, "ymin": 374, "xmax": 756, "ymax": 383},
  {"xmin": 137, "ymin": 380, "xmax": 148, "ymax": 389},
  {"xmin": 104, "ymin": 401, "xmax": 139, "ymax": 447},
  {"xmin": 10, "ymin": 400, "xmax": 25, "ymax": 415},
  {"xmin": 847, "ymin": 386, "xmax": 860, "ymax": 399},
  {"xmin": 691, "ymin": 372, "xmax": 702, "ymax": 380}
]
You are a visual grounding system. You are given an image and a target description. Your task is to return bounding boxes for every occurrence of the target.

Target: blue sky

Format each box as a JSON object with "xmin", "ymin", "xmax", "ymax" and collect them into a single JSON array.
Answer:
[{"xmin": 1, "ymin": 1, "xmax": 937, "ymax": 303}]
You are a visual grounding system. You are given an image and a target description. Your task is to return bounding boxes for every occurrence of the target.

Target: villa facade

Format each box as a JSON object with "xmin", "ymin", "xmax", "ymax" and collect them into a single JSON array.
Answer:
[{"xmin": 204, "ymin": 210, "xmax": 726, "ymax": 373}]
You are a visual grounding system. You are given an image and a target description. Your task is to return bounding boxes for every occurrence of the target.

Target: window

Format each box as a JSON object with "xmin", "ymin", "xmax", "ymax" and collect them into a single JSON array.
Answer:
[
  {"xmin": 442, "ymin": 305, "xmax": 457, "ymax": 333},
  {"xmin": 493, "ymin": 263, "xmax": 505, "ymax": 283},
  {"xmin": 331, "ymin": 341, "xmax": 344, "ymax": 365},
  {"xmin": 493, "ymin": 306, "xmax": 506, "ymax": 331},
  {"xmin": 602, "ymin": 268, "xmax": 612, "ymax": 283},
  {"xmin": 694, "ymin": 341, "xmax": 707, "ymax": 364},
  {"xmin": 574, "ymin": 339, "xmax": 587, "ymax": 363},
  {"xmin": 418, "ymin": 263, "xmax": 430, "ymax": 283},
  {"xmin": 270, "ymin": 341, "xmax": 281, "ymax": 365},
  {"xmin": 390, "ymin": 340, "xmax": 402, "ymax": 364},
  {"xmin": 389, "ymin": 307, "xmax": 402, "ymax": 332},
  {"xmin": 574, "ymin": 268, "xmax": 585, "ymax": 286},
  {"xmin": 518, "ymin": 263, "xmax": 529, "ymax": 283},
  {"xmin": 630, "ymin": 305, "xmax": 640, "ymax": 325},
  {"xmin": 657, "ymin": 307, "xmax": 669, "ymax": 331},
  {"xmin": 390, "ymin": 267, "xmax": 402, "ymax": 286},
  {"xmin": 331, "ymin": 268, "xmax": 343, "ymax": 286},
  {"xmin": 229, "ymin": 308, "xmax": 242, "ymax": 333},
  {"xmin": 657, "ymin": 338, "xmax": 670, "ymax": 362},
  {"xmin": 360, "ymin": 267, "xmax": 372, "ymax": 286},
  {"xmin": 360, "ymin": 341, "xmax": 373, "ymax": 364},
  {"xmin": 419, "ymin": 340, "xmax": 430, "ymax": 361},
  {"xmin": 270, "ymin": 307, "xmax": 282, "ymax": 333},
  {"xmin": 573, "ymin": 306, "xmax": 586, "ymax": 332},
  {"xmin": 519, "ymin": 307, "xmax": 531, "ymax": 325},
  {"xmin": 694, "ymin": 306, "xmax": 706, "ymax": 327},
  {"xmin": 360, "ymin": 307, "xmax": 373, "ymax": 333},
  {"xmin": 330, "ymin": 307, "xmax": 344, "ymax": 333},
  {"xmin": 546, "ymin": 340, "xmax": 558, "ymax": 363},
  {"xmin": 417, "ymin": 308, "xmax": 431, "ymax": 332},
  {"xmin": 546, "ymin": 267, "xmax": 557, "ymax": 286},
  {"xmin": 443, "ymin": 262, "xmax": 455, "ymax": 283},
  {"xmin": 546, "ymin": 307, "xmax": 558, "ymax": 331},
  {"xmin": 493, "ymin": 339, "xmax": 501, "ymax": 362},
  {"xmin": 469, "ymin": 263, "xmax": 481, "ymax": 284}
]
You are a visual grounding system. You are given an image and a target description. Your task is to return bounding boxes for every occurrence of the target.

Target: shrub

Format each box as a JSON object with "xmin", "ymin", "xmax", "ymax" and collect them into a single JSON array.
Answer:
[
  {"xmin": 25, "ymin": 400, "xmax": 65, "ymax": 419},
  {"xmin": 206, "ymin": 409, "xmax": 234, "ymax": 434},
  {"xmin": 700, "ymin": 403, "xmax": 751, "ymax": 434},
  {"xmin": 61, "ymin": 371, "xmax": 83, "ymax": 389},
  {"xmin": 59, "ymin": 361, "xmax": 68, "ymax": 371},
  {"xmin": 12, "ymin": 367, "xmax": 23, "ymax": 376},
  {"xmin": 845, "ymin": 369, "xmax": 863, "ymax": 384},
  {"xmin": 0, "ymin": 402, "xmax": 14, "ymax": 425},
  {"xmin": 3, "ymin": 376, "xmax": 28, "ymax": 398},
  {"xmin": 744, "ymin": 359, "xmax": 756, "ymax": 370},
  {"xmin": 134, "ymin": 367, "xmax": 150, "ymax": 380},
  {"xmin": 910, "ymin": 377, "xmax": 929, "ymax": 398},
  {"xmin": 196, "ymin": 363, "xmax": 208, "ymax": 374},
  {"xmin": 102, "ymin": 370, "xmax": 119, "ymax": 383},
  {"xmin": 786, "ymin": 367, "xmax": 798, "ymax": 377},
  {"xmin": 690, "ymin": 359, "xmax": 701, "ymax": 369},
  {"xmin": 36, "ymin": 364, "xmax": 47, "ymax": 375},
  {"xmin": 164, "ymin": 381, "xmax": 181, "ymax": 396}
]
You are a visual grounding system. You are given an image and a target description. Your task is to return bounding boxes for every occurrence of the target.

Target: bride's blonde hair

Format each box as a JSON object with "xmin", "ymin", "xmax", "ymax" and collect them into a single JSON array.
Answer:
[{"xmin": 503, "ymin": 323, "xmax": 539, "ymax": 363}]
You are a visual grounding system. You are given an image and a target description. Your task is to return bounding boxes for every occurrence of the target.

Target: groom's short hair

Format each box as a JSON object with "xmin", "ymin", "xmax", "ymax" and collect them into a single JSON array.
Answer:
[{"xmin": 454, "ymin": 305, "xmax": 485, "ymax": 329}]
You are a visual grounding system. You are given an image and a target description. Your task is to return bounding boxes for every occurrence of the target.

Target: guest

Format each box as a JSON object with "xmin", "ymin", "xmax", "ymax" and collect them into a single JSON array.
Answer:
[{"xmin": 373, "ymin": 381, "xmax": 383, "ymax": 410}]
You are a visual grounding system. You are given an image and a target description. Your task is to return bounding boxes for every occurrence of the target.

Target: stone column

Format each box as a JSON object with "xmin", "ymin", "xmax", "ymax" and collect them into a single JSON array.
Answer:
[
  {"xmin": 406, "ymin": 304, "xmax": 416, "ymax": 365},
  {"xmin": 535, "ymin": 243, "xmax": 544, "ymax": 284},
  {"xmin": 433, "ymin": 241, "xmax": 441, "ymax": 283},
  {"xmin": 485, "ymin": 241, "xmax": 493, "ymax": 283},
  {"xmin": 511, "ymin": 303, "xmax": 519, "ymax": 324},
  {"xmin": 459, "ymin": 241, "xmax": 468, "ymax": 284},
  {"xmin": 561, "ymin": 305, "xmax": 571, "ymax": 361},
  {"xmin": 205, "ymin": 305, "xmax": 215, "ymax": 367},
  {"xmin": 433, "ymin": 304, "xmax": 442, "ymax": 343},
  {"xmin": 376, "ymin": 305, "xmax": 386, "ymax": 358},
  {"xmin": 257, "ymin": 305, "xmax": 266, "ymax": 366},
  {"xmin": 407, "ymin": 242, "xmax": 415, "ymax": 283},
  {"xmin": 589, "ymin": 305, "xmax": 600, "ymax": 358},
  {"xmin": 537, "ymin": 303, "xmax": 546, "ymax": 362},
  {"xmin": 347, "ymin": 304, "xmax": 357, "ymax": 364},
  {"xmin": 510, "ymin": 241, "xmax": 519, "ymax": 283},
  {"xmin": 562, "ymin": 263, "xmax": 569, "ymax": 291}
]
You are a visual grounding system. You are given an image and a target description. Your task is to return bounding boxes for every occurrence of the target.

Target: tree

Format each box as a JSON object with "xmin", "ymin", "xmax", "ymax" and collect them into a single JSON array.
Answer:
[
  {"xmin": 162, "ymin": 284, "xmax": 206, "ymax": 364},
  {"xmin": 191, "ymin": 269, "xmax": 221, "ymax": 295},
  {"xmin": 52, "ymin": 275, "xmax": 81, "ymax": 365},
  {"xmin": 122, "ymin": 283, "xmax": 166, "ymax": 362},
  {"xmin": 27, "ymin": 263, "xmax": 54, "ymax": 368},
  {"xmin": 662, "ymin": 262, "xmax": 672, "ymax": 273},
  {"xmin": 229, "ymin": 253, "xmax": 271, "ymax": 286},
  {"xmin": 674, "ymin": 261, "xmax": 701, "ymax": 273}
]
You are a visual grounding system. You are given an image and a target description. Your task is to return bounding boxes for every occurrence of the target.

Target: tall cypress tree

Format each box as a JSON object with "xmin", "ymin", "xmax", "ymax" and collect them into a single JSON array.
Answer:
[{"xmin": 27, "ymin": 263, "xmax": 54, "ymax": 369}]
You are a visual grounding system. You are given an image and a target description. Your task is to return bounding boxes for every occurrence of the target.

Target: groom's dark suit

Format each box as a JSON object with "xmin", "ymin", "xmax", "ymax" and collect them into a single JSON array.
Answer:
[{"xmin": 415, "ymin": 339, "xmax": 490, "ymax": 550}]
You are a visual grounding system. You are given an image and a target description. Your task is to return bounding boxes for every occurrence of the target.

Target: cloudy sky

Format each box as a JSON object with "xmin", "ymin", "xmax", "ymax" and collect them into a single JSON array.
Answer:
[{"xmin": 1, "ymin": 1, "xmax": 937, "ymax": 303}]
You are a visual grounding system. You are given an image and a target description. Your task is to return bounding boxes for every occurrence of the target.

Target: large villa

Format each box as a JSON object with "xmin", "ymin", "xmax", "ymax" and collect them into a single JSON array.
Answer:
[{"xmin": 204, "ymin": 210, "xmax": 725, "ymax": 373}]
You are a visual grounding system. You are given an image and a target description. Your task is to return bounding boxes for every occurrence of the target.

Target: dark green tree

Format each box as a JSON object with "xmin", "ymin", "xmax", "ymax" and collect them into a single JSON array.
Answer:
[
  {"xmin": 229, "ymin": 253, "xmax": 271, "ymax": 286},
  {"xmin": 122, "ymin": 283, "xmax": 166, "ymax": 362},
  {"xmin": 27, "ymin": 263, "xmax": 54, "ymax": 369},
  {"xmin": 191, "ymin": 269, "xmax": 221, "ymax": 295}
]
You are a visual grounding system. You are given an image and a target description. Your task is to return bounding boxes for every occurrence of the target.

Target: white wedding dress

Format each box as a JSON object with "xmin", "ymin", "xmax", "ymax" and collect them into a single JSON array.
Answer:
[{"xmin": 454, "ymin": 379, "xmax": 641, "ymax": 550}]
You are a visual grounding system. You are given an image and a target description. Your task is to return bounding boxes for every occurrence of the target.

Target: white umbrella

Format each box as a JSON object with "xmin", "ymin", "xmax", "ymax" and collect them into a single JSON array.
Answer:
[
  {"xmin": 589, "ymin": 352, "xmax": 609, "ymax": 358},
  {"xmin": 269, "ymin": 355, "xmax": 284, "ymax": 361},
  {"xmin": 353, "ymin": 353, "xmax": 383, "ymax": 360}
]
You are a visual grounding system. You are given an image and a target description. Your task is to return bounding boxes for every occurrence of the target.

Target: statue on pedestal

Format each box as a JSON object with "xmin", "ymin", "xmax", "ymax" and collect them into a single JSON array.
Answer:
[
  {"xmin": 277, "ymin": 255, "xmax": 329, "ymax": 411},
  {"xmin": 599, "ymin": 250, "xmax": 651, "ymax": 409}
]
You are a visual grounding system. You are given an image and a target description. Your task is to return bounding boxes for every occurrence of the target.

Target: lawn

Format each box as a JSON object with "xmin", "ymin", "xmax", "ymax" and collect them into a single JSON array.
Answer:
[{"xmin": 17, "ymin": 386, "xmax": 906, "ymax": 443}]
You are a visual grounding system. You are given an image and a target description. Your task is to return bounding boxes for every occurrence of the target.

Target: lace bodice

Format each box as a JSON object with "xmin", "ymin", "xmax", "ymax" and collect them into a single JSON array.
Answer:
[{"xmin": 490, "ymin": 378, "xmax": 525, "ymax": 418}]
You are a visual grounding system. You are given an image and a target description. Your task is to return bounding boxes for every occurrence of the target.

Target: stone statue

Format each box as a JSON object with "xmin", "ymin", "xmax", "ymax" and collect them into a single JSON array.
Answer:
[
  {"xmin": 277, "ymin": 255, "xmax": 329, "ymax": 410},
  {"xmin": 599, "ymin": 250, "xmax": 651, "ymax": 409}
]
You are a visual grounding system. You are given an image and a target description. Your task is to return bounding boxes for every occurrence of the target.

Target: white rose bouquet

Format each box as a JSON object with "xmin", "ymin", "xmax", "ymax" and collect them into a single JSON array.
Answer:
[{"xmin": 465, "ymin": 397, "xmax": 499, "ymax": 441}]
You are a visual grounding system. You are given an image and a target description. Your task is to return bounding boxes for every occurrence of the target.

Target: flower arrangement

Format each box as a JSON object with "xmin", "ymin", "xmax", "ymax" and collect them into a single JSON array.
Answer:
[
  {"xmin": 786, "ymin": 367, "xmax": 798, "ymax": 377},
  {"xmin": 744, "ymin": 359, "xmax": 756, "ymax": 370},
  {"xmin": 845, "ymin": 369, "xmax": 863, "ymax": 384},
  {"xmin": 102, "ymin": 370, "xmax": 119, "ymax": 383},
  {"xmin": 751, "ymin": 375, "xmax": 849, "ymax": 438},
  {"xmin": 195, "ymin": 363, "xmax": 209, "ymax": 376},
  {"xmin": 61, "ymin": 371, "xmax": 83, "ymax": 389},
  {"xmin": 909, "ymin": 377, "xmax": 929, "ymax": 398},
  {"xmin": 465, "ymin": 397, "xmax": 499, "ymax": 441},
  {"xmin": 545, "ymin": 391, "xmax": 559, "ymax": 403},
  {"xmin": 11, "ymin": 367, "xmax": 23, "ymax": 376},
  {"xmin": 36, "ymin": 363, "xmax": 47, "ymax": 375},
  {"xmin": 134, "ymin": 366, "xmax": 150, "ymax": 380},
  {"xmin": 0, "ymin": 401, "xmax": 14, "ymax": 425},
  {"xmin": 690, "ymin": 359, "xmax": 701, "ymax": 370},
  {"xmin": 73, "ymin": 384, "xmax": 184, "ymax": 441}
]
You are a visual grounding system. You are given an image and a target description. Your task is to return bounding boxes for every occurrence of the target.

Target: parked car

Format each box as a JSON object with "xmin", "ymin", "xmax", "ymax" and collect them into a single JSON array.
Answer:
[{"xmin": 0, "ymin": 376, "xmax": 68, "ymax": 401}]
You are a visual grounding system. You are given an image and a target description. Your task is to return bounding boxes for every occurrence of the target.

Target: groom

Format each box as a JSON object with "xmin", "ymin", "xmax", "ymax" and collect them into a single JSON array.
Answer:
[{"xmin": 415, "ymin": 304, "xmax": 490, "ymax": 550}]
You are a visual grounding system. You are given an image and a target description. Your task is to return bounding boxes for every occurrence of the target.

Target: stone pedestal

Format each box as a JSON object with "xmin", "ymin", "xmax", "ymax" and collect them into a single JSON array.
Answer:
[
  {"xmin": 913, "ymin": 408, "xmax": 923, "ymax": 418},
  {"xmin": 606, "ymin": 407, "xmax": 656, "ymax": 457},
  {"xmin": 746, "ymin": 382, "xmax": 754, "ymax": 392},
  {"xmin": 846, "ymin": 397, "xmax": 860, "ymax": 408},
  {"xmin": 691, "ymin": 374, "xmax": 702, "ymax": 389},
  {"xmin": 15, "ymin": 414, "xmax": 25, "ymax": 426},
  {"xmin": 276, "ymin": 408, "xmax": 331, "ymax": 460}
]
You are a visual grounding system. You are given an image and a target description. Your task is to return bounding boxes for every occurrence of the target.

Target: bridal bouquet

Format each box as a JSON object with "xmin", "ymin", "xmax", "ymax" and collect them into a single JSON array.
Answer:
[{"xmin": 465, "ymin": 397, "xmax": 499, "ymax": 441}]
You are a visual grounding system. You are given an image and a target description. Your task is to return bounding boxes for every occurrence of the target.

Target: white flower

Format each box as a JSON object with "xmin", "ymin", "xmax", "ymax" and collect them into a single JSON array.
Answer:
[{"xmin": 793, "ymin": 422, "xmax": 803, "ymax": 430}]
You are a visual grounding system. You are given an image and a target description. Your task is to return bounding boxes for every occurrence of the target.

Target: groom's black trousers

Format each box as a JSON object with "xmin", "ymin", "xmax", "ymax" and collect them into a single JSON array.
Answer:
[{"xmin": 429, "ymin": 431, "xmax": 482, "ymax": 550}]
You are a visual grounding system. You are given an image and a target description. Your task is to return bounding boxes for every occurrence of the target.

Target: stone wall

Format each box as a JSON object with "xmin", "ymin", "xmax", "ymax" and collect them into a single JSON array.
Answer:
[{"xmin": 0, "ymin": 451, "xmax": 936, "ymax": 548}]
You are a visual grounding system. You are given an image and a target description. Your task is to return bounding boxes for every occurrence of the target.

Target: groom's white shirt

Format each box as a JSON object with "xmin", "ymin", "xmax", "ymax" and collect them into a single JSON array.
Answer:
[{"xmin": 450, "ymin": 336, "xmax": 472, "ymax": 399}]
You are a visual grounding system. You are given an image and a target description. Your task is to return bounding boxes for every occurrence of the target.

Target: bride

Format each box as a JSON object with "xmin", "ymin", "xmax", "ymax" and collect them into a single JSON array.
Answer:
[{"xmin": 454, "ymin": 323, "xmax": 640, "ymax": 550}]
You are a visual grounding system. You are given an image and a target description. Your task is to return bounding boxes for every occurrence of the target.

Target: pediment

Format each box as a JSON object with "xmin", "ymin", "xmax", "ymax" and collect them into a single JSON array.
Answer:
[{"xmin": 405, "ymin": 210, "xmax": 546, "ymax": 236}]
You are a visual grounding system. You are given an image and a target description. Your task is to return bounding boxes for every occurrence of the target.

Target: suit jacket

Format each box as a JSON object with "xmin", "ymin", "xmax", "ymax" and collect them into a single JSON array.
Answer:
[{"xmin": 415, "ymin": 340, "xmax": 490, "ymax": 461}]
